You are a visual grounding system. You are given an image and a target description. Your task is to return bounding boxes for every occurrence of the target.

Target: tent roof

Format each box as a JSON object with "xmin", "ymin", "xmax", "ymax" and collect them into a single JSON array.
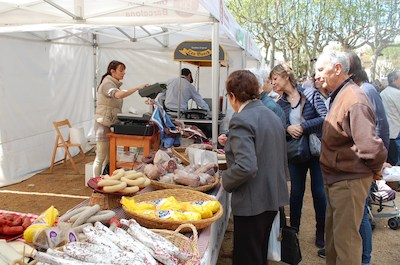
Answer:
[{"xmin": 0, "ymin": 0, "xmax": 261, "ymax": 60}]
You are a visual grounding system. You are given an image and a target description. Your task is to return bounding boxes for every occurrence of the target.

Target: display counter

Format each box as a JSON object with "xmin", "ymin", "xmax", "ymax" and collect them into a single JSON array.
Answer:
[{"xmin": 71, "ymin": 183, "xmax": 230, "ymax": 265}]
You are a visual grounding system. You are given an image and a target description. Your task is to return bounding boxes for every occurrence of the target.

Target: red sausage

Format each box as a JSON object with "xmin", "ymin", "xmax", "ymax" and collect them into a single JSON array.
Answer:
[
  {"xmin": 2, "ymin": 225, "xmax": 24, "ymax": 235},
  {"xmin": 22, "ymin": 217, "xmax": 32, "ymax": 229},
  {"xmin": 11, "ymin": 216, "xmax": 23, "ymax": 226}
]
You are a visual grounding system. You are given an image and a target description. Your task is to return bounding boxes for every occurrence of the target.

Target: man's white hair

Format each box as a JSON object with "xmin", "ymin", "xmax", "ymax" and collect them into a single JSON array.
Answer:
[
  {"xmin": 318, "ymin": 50, "xmax": 350, "ymax": 74},
  {"xmin": 247, "ymin": 68, "xmax": 264, "ymax": 89},
  {"xmin": 247, "ymin": 68, "xmax": 270, "ymax": 87}
]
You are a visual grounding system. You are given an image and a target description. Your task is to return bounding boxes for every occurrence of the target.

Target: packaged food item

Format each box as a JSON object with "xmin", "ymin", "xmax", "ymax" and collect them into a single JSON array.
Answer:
[
  {"xmin": 155, "ymin": 210, "xmax": 187, "ymax": 221},
  {"xmin": 182, "ymin": 211, "xmax": 202, "ymax": 221},
  {"xmin": 154, "ymin": 196, "xmax": 183, "ymax": 211},
  {"xmin": 136, "ymin": 210, "xmax": 156, "ymax": 219},
  {"xmin": 121, "ymin": 196, "xmax": 156, "ymax": 212},
  {"xmin": 194, "ymin": 200, "xmax": 220, "ymax": 213},
  {"xmin": 23, "ymin": 206, "xmax": 59, "ymax": 243}
]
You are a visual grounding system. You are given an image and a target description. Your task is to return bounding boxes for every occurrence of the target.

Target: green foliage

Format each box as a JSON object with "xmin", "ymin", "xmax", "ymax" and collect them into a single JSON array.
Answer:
[{"xmin": 225, "ymin": 0, "xmax": 400, "ymax": 78}]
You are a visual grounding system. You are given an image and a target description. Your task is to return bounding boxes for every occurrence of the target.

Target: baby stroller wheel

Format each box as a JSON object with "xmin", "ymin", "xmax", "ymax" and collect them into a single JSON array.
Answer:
[{"xmin": 388, "ymin": 217, "xmax": 399, "ymax": 230}]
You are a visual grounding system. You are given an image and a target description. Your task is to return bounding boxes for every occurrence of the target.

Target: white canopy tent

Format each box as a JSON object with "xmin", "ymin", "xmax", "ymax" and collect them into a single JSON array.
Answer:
[{"xmin": 0, "ymin": 0, "xmax": 261, "ymax": 187}]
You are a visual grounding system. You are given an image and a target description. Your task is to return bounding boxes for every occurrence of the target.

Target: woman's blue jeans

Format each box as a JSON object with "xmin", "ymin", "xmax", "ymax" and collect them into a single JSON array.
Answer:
[
  {"xmin": 288, "ymin": 157, "xmax": 326, "ymax": 222},
  {"xmin": 360, "ymin": 199, "xmax": 372, "ymax": 265}
]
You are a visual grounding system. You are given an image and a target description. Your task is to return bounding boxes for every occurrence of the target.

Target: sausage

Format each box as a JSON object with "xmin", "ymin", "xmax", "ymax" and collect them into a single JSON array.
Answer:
[
  {"xmin": 59, "ymin": 206, "xmax": 92, "ymax": 222},
  {"xmin": 22, "ymin": 216, "xmax": 32, "ymax": 229},
  {"xmin": 103, "ymin": 181, "xmax": 127, "ymax": 193},
  {"xmin": 121, "ymin": 176, "xmax": 145, "ymax": 186},
  {"xmin": 123, "ymin": 172, "xmax": 144, "ymax": 180},
  {"xmin": 97, "ymin": 179, "xmax": 122, "ymax": 187},
  {"xmin": 72, "ymin": 204, "xmax": 101, "ymax": 227},
  {"xmin": 1, "ymin": 225, "xmax": 24, "ymax": 235},
  {"xmin": 120, "ymin": 186, "xmax": 140, "ymax": 194}
]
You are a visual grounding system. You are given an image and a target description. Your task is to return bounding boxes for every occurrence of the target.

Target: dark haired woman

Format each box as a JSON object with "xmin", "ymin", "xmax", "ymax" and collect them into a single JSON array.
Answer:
[
  {"xmin": 93, "ymin": 60, "xmax": 147, "ymax": 177},
  {"xmin": 270, "ymin": 63, "xmax": 327, "ymax": 248},
  {"xmin": 221, "ymin": 70, "xmax": 289, "ymax": 265}
]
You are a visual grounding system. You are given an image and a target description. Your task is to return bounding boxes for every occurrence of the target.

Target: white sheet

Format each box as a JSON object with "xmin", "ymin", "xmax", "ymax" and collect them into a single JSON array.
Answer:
[{"xmin": 0, "ymin": 38, "xmax": 94, "ymax": 187}]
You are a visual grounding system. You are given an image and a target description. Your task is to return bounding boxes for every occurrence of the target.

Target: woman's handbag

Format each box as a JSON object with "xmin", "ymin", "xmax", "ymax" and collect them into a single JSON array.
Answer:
[
  {"xmin": 309, "ymin": 133, "xmax": 321, "ymax": 156},
  {"xmin": 287, "ymin": 136, "xmax": 310, "ymax": 163}
]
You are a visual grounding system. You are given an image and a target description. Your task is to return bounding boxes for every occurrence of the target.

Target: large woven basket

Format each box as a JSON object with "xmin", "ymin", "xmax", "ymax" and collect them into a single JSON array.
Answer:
[
  {"xmin": 152, "ymin": 223, "xmax": 200, "ymax": 265},
  {"xmin": 150, "ymin": 175, "xmax": 219, "ymax": 192},
  {"xmin": 122, "ymin": 189, "xmax": 223, "ymax": 232},
  {"xmin": 88, "ymin": 191, "xmax": 121, "ymax": 210}
]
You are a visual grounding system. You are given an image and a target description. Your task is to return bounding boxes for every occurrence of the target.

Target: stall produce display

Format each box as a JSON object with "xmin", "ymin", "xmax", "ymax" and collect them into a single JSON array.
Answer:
[
  {"xmin": 96, "ymin": 169, "xmax": 151, "ymax": 194},
  {"xmin": 0, "ymin": 212, "xmax": 32, "ymax": 236},
  {"xmin": 122, "ymin": 189, "xmax": 223, "ymax": 232},
  {"xmin": 33, "ymin": 220, "xmax": 199, "ymax": 265},
  {"xmin": 140, "ymin": 149, "xmax": 220, "ymax": 192}
]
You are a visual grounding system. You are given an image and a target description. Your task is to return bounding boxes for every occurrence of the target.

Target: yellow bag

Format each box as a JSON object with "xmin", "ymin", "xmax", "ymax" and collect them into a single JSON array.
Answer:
[
  {"xmin": 23, "ymin": 205, "xmax": 59, "ymax": 243},
  {"xmin": 121, "ymin": 196, "xmax": 156, "ymax": 212},
  {"xmin": 155, "ymin": 196, "xmax": 184, "ymax": 211}
]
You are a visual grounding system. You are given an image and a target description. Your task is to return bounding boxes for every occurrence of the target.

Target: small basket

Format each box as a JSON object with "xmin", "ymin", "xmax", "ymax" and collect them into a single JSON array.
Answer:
[
  {"xmin": 88, "ymin": 191, "xmax": 121, "ymax": 210},
  {"xmin": 150, "ymin": 175, "xmax": 219, "ymax": 192},
  {"xmin": 152, "ymin": 223, "xmax": 200, "ymax": 265},
  {"xmin": 122, "ymin": 189, "xmax": 223, "ymax": 232}
]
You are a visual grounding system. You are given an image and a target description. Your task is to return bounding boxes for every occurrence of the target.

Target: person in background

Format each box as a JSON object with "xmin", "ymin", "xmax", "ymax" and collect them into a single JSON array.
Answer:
[
  {"xmin": 270, "ymin": 63, "xmax": 327, "ymax": 249},
  {"xmin": 312, "ymin": 72, "xmax": 330, "ymax": 109},
  {"xmin": 93, "ymin": 60, "xmax": 147, "ymax": 177},
  {"xmin": 260, "ymin": 68, "xmax": 280, "ymax": 101},
  {"xmin": 314, "ymin": 50, "xmax": 387, "ymax": 265},
  {"xmin": 380, "ymin": 70, "xmax": 400, "ymax": 165},
  {"xmin": 221, "ymin": 70, "xmax": 289, "ymax": 265},
  {"xmin": 158, "ymin": 68, "xmax": 210, "ymax": 113},
  {"xmin": 248, "ymin": 68, "xmax": 286, "ymax": 126}
]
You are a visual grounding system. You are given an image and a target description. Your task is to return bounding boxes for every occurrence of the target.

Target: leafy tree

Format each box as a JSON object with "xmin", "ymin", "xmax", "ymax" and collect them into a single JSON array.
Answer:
[
  {"xmin": 225, "ymin": 0, "xmax": 400, "ymax": 78},
  {"xmin": 365, "ymin": 0, "xmax": 400, "ymax": 80}
]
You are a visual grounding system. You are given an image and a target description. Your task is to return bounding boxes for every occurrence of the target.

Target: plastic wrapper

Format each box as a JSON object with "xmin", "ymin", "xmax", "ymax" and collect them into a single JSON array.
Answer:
[{"xmin": 23, "ymin": 205, "xmax": 59, "ymax": 243}]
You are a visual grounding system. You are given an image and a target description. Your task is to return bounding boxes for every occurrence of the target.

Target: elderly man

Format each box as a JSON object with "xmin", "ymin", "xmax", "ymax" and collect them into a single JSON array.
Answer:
[{"xmin": 314, "ymin": 50, "xmax": 387, "ymax": 265}]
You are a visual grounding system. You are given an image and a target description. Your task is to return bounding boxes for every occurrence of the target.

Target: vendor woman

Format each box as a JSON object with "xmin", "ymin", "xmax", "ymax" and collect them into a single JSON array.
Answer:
[{"xmin": 93, "ymin": 60, "xmax": 147, "ymax": 177}]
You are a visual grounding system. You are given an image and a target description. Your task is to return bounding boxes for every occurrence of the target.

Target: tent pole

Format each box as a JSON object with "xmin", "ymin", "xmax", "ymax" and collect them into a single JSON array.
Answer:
[
  {"xmin": 211, "ymin": 20, "xmax": 220, "ymax": 147},
  {"xmin": 93, "ymin": 33, "xmax": 98, "ymax": 111},
  {"xmin": 177, "ymin": 61, "xmax": 182, "ymax": 119}
]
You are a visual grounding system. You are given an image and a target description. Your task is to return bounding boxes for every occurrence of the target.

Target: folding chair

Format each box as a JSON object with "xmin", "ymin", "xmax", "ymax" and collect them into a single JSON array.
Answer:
[{"xmin": 50, "ymin": 119, "xmax": 86, "ymax": 173}]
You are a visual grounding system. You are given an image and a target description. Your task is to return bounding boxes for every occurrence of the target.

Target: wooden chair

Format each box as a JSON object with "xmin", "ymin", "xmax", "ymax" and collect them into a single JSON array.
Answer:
[{"xmin": 50, "ymin": 119, "xmax": 86, "ymax": 173}]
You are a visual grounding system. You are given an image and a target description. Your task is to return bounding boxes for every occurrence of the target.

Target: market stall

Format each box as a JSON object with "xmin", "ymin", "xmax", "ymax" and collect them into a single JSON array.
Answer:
[
  {"xmin": 0, "ymin": 154, "xmax": 230, "ymax": 265},
  {"xmin": 168, "ymin": 40, "xmax": 227, "ymax": 139},
  {"xmin": 0, "ymin": 0, "xmax": 261, "ymax": 188}
]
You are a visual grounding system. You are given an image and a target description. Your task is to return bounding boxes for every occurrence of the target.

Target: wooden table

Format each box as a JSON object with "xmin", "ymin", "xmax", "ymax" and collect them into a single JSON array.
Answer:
[{"xmin": 108, "ymin": 132, "xmax": 160, "ymax": 173}]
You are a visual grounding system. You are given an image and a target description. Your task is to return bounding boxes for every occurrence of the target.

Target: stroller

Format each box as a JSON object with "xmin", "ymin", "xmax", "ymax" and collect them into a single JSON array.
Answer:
[{"xmin": 367, "ymin": 179, "xmax": 400, "ymax": 230}]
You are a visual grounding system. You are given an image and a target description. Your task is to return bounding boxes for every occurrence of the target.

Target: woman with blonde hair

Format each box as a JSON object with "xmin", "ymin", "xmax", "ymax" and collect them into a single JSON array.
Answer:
[{"xmin": 270, "ymin": 63, "xmax": 328, "ymax": 248}]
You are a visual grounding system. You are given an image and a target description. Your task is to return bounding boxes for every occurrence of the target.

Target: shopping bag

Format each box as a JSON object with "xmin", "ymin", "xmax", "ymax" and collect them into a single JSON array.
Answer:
[
  {"xmin": 267, "ymin": 211, "xmax": 281, "ymax": 261},
  {"xmin": 279, "ymin": 207, "xmax": 302, "ymax": 265},
  {"xmin": 280, "ymin": 226, "xmax": 302, "ymax": 264}
]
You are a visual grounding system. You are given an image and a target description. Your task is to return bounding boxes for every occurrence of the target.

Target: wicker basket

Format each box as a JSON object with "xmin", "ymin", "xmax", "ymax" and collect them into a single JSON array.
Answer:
[
  {"xmin": 150, "ymin": 175, "xmax": 219, "ymax": 192},
  {"xmin": 88, "ymin": 191, "xmax": 121, "ymax": 210},
  {"xmin": 122, "ymin": 189, "xmax": 223, "ymax": 232},
  {"xmin": 152, "ymin": 223, "xmax": 200, "ymax": 265}
]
